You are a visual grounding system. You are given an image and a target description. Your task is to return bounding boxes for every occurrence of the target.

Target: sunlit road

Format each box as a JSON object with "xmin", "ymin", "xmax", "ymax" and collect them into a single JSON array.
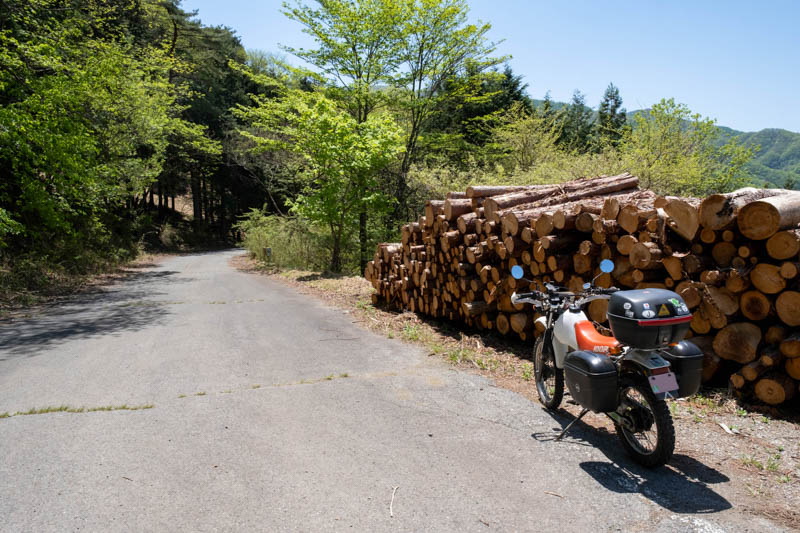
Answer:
[{"xmin": 0, "ymin": 251, "xmax": 780, "ymax": 532}]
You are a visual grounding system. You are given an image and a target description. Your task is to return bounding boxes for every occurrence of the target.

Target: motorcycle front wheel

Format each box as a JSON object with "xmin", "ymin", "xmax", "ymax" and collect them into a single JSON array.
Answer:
[
  {"xmin": 614, "ymin": 376, "xmax": 675, "ymax": 468},
  {"xmin": 534, "ymin": 332, "xmax": 563, "ymax": 410}
]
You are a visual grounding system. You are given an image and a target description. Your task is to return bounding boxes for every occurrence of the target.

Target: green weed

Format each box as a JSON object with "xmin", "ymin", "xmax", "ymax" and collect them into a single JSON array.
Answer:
[
  {"xmin": 251, "ymin": 384, "xmax": 261, "ymax": 389},
  {"xmin": 521, "ymin": 363, "xmax": 533, "ymax": 381},
  {"xmin": 741, "ymin": 455, "xmax": 764, "ymax": 470},
  {"xmin": 195, "ymin": 392, "xmax": 207, "ymax": 396},
  {"xmin": 339, "ymin": 373, "xmax": 349, "ymax": 378}
]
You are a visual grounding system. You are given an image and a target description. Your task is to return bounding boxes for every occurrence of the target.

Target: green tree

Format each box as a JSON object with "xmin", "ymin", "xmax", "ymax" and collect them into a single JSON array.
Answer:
[
  {"xmin": 395, "ymin": 0, "xmax": 500, "ymax": 184},
  {"xmin": 620, "ymin": 98, "xmax": 755, "ymax": 195},
  {"xmin": 234, "ymin": 89, "xmax": 403, "ymax": 272},
  {"xmin": 595, "ymin": 83, "xmax": 626, "ymax": 147},
  {"xmin": 558, "ymin": 90, "xmax": 594, "ymax": 152},
  {"xmin": 423, "ymin": 63, "xmax": 532, "ymax": 166},
  {"xmin": 282, "ymin": 0, "xmax": 406, "ymax": 270},
  {"xmin": 491, "ymin": 102, "xmax": 561, "ymax": 171}
]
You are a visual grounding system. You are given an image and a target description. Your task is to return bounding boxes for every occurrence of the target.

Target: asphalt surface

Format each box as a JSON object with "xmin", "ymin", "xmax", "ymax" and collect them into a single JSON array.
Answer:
[{"xmin": 0, "ymin": 250, "xmax": 785, "ymax": 532}]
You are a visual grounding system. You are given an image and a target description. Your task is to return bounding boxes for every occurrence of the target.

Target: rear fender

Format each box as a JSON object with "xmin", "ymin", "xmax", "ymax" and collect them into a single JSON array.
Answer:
[{"xmin": 622, "ymin": 350, "xmax": 671, "ymax": 374}]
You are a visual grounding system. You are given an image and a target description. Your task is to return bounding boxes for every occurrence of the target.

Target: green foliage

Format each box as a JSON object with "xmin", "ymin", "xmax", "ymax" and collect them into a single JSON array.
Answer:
[
  {"xmin": 619, "ymin": 98, "xmax": 756, "ymax": 195},
  {"xmin": 234, "ymin": 88, "xmax": 403, "ymax": 271},
  {"xmin": 0, "ymin": 1, "xmax": 178, "ymax": 255},
  {"xmin": 491, "ymin": 102, "xmax": 562, "ymax": 172},
  {"xmin": 235, "ymin": 210, "xmax": 331, "ymax": 271},
  {"xmin": 558, "ymin": 90, "xmax": 594, "ymax": 153},
  {"xmin": 595, "ymin": 83, "xmax": 627, "ymax": 147}
]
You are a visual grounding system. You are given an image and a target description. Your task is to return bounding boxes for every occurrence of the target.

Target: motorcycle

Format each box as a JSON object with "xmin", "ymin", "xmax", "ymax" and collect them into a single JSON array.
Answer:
[{"xmin": 510, "ymin": 260, "xmax": 704, "ymax": 468}]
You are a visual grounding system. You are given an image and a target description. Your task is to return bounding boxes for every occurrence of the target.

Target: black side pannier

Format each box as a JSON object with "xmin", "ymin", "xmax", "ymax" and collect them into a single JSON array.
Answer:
[
  {"xmin": 661, "ymin": 340, "xmax": 703, "ymax": 398},
  {"xmin": 564, "ymin": 351, "xmax": 618, "ymax": 412}
]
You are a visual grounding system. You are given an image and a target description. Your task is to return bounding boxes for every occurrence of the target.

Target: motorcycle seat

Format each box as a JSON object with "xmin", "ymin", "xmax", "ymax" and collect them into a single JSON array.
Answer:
[{"xmin": 574, "ymin": 320, "xmax": 620, "ymax": 353}]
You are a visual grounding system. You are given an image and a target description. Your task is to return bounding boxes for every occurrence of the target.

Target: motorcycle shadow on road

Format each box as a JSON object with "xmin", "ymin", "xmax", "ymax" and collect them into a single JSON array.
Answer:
[{"xmin": 531, "ymin": 407, "xmax": 732, "ymax": 514}]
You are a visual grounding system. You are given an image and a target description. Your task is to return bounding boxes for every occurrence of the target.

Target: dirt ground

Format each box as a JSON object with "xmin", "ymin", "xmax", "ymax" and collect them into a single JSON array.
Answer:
[{"xmin": 230, "ymin": 255, "xmax": 800, "ymax": 530}]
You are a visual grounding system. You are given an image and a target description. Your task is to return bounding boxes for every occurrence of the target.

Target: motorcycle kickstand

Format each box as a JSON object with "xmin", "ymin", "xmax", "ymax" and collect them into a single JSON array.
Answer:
[{"xmin": 555, "ymin": 408, "xmax": 589, "ymax": 441}]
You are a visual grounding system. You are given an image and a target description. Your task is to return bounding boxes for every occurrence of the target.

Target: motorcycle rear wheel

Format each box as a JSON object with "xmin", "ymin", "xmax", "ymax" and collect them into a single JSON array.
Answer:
[
  {"xmin": 614, "ymin": 376, "xmax": 675, "ymax": 468},
  {"xmin": 534, "ymin": 332, "xmax": 563, "ymax": 410}
]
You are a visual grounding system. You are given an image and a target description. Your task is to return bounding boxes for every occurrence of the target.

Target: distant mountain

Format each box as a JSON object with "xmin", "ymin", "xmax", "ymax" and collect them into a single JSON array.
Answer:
[
  {"xmin": 716, "ymin": 127, "xmax": 800, "ymax": 188},
  {"xmin": 531, "ymin": 99, "xmax": 800, "ymax": 188}
]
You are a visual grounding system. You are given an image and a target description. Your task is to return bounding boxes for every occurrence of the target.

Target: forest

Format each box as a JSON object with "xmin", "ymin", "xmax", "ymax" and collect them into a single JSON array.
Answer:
[{"xmin": 0, "ymin": 0, "xmax": 765, "ymax": 298}]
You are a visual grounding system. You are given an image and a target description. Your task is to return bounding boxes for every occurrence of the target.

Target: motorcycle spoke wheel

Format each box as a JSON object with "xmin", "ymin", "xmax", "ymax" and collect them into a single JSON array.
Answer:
[
  {"xmin": 615, "ymin": 377, "xmax": 675, "ymax": 468},
  {"xmin": 534, "ymin": 334, "xmax": 563, "ymax": 410}
]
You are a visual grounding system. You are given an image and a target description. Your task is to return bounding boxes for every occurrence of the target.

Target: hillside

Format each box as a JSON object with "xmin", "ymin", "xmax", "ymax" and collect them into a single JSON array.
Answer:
[{"xmin": 717, "ymin": 127, "xmax": 800, "ymax": 188}]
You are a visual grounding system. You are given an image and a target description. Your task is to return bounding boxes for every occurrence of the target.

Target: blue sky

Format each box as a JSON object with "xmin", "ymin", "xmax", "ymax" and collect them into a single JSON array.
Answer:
[{"xmin": 181, "ymin": 0, "xmax": 800, "ymax": 133}]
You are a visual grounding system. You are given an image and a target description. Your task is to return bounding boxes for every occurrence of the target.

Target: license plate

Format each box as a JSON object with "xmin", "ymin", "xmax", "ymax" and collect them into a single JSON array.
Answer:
[{"xmin": 649, "ymin": 372, "xmax": 679, "ymax": 399}]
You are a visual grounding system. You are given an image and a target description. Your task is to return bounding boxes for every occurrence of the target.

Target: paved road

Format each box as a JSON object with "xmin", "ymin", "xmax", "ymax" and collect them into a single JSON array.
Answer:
[{"xmin": 0, "ymin": 251, "xmax": 782, "ymax": 532}]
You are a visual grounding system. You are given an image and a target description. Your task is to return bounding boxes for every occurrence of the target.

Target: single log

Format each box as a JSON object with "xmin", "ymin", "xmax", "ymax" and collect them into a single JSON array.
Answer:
[
  {"xmin": 462, "ymin": 300, "xmax": 497, "ymax": 316},
  {"xmin": 742, "ymin": 361, "xmax": 769, "ymax": 381},
  {"xmin": 701, "ymin": 298, "xmax": 727, "ymax": 330},
  {"xmin": 713, "ymin": 322, "xmax": 762, "ymax": 364},
  {"xmin": 457, "ymin": 210, "xmax": 482, "ymax": 233},
  {"xmin": 663, "ymin": 198, "xmax": 700, "ymax": 241},
  {"xmin": 444, "ymin": 198, "xmax": 473, "ymax": 220},
  {"xmin": 760, "ymin": 347, "xmax": 784, "ymax": 367},
  {"xmin": 738, "ymin": 192, "xmax": 800, "ymax": 240},
  {"xmin": 575, "ymin": 212, "xmax": 597, "ymax": 233},
  {"xmin": 779, "ymin": 261, "xmax": 798, "ymax": 279},
  {"xmin": 579, "ymin": 240, "xmax": 600, "ymax": 256},
  {"xmin": 786, "ymin": 357, "xmax": 800, "ymax": 380},
  {"xmin": 425, "ymin": 201, "xmax": 444, "ymax": 227},
  {"xmin": 616, "ymin": 234, "xmax": 638, "ymax": 255},
  {"xmin": 534, "ymin": 213, "xmax": 555, "ymax": 237},
  {"xmin": 765, "ymin": 325, "xmax": 787, "ymax": 345},
  {"xmin": 690, "ymin": 308, "xmax": 711, "ymax": 334},
  {"xmin": 538, "ymin": 233, "xmax": 582, "ymax": 251},
  {"xmin": 699, "ymin": 187, "xmax": 788, "ymax": 230},
  {"xmin": 662, "ymin": 254, "xmax": 686, "ymax": 280},
  {"xmin": 780, "ymin": 333, "xmax": 800, "ymax": 358},
  {"xmin": 466, "ymin": 185, "xmax": 540, "ymax": 198},
  {"xmin": 573, "ymin": 253, "xmax": 593, "ymax": 274},
  {"xmin": 766, "ymin": 229, "xmax": 800, "ymax": 260},
  {"xmin": 711, "ymin": 242, "xmax": 737, "ymax": 268},
  {"xmin": 754, "ymin": 373, "xmax": 797, "ymax": 404},
  {"xmin": 699, "ymin": 228, "xmax": 716, "ymax": 244},
  {"xmin": 750, "ymin": 263, "xmax": 786, "ymax": 294},
  {"xmin": 629, "ymin": 242, "xmax": 663, "ymax": 269},
  {"xmin": 503, "ymin": 235, "xmax": 525, "ymax": 256},
  {"xmin": 739, "ymin": 290, "xmax": 771, "ymax": 321},
  {"xmin": 587, "ymin": 298, "xmax": 609, "ymax": 323},
  {"xmin": 510, "ymin": 312, "xmax": 533, "ymax": 333},
  {"xmin": 776, "ymin": 291, "xmax": 800, "ymax": 326},
  {"xmin": 601, "ymin": 197, "xmax": 621, "ymax": 220},
  {"xmin": 730, "ymin": 373, "xmax": 746, "ymax": 389},
  {"xmin": 496, "ymin": 313, "xmax": 511, "ymax": 335},
  {"xmin": 725, "ymin": 270, "xmax": 750, "ymax": 293},
  {"xmin": 706, "ymin": 286, "xmax": 739, "ymax": 316},
  {"xmin": 618, "ymin": 205, "xmax": 644, "ymax": 234},
  {"xmin": 446, "ymin": 191, "xmax": 467, "ymax": 199}
]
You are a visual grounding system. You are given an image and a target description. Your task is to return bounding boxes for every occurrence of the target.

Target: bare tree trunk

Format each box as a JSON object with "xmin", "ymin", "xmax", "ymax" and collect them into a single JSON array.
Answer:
[
  {"xmin": 359, "ymin": 209, "xmax": 368, "ymax": 274},
  {"xmin": 191, "ymin": 174, "xmax": 202, "ymax": 228}
]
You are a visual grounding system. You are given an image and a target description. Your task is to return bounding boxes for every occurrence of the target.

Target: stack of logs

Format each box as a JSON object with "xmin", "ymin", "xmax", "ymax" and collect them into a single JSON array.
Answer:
[{"xmin": 365, "ymin": 173, "xmax": 800, "ymax": 407}]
